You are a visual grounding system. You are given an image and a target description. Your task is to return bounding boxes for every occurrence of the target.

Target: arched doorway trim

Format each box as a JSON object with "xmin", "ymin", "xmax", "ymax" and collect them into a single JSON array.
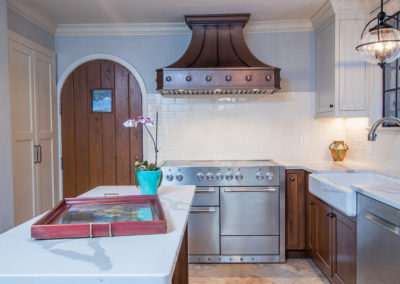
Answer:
[{"xmin": 57, "ymin": 54, "xmax": 148, "ymax": 199}]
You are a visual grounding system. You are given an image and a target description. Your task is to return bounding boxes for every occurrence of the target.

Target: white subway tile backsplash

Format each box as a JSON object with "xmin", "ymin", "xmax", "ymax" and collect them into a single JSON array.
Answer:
[
  {"xmin": 145, "ymin": 92, "xmax": 400, "ymax": 167},
  {"xmin": 145, "ymin": 92, "xmax": 348, "ymax": 162}
]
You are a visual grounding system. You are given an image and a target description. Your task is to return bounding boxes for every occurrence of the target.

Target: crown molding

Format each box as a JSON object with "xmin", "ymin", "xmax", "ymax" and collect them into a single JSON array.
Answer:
[
  {"xmin": 7, "ymin": 0, "xmax": 57, "ymax": 34},
  {"xmin": 311, "ymin": 1, "xmax": 335, "ymax": 31},
  {"xmin": 56, "ymin": 19, "xmax": 314, "ymax": 36},
  {"xmin": 245, "ymin": 19, "xmax": 313, "ymax": 33},
  {"xmin": 56, "ymin": 22, "xmax": 191, "ymax": 36},
  {"xmin": 330, "ymin": 0, "xmax": 369, "ymax": 18}
]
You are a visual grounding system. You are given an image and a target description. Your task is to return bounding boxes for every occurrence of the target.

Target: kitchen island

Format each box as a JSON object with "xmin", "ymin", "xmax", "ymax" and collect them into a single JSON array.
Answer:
[{"xmin": 0, "ymin": 185, "xmax": 195, "ymax": 284}]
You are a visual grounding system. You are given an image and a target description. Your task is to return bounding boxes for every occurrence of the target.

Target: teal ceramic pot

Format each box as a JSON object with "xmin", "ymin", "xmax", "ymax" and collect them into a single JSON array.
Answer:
[{"xmin": 136, "ymin": 169, "xmax": 161, "ymax": 195}]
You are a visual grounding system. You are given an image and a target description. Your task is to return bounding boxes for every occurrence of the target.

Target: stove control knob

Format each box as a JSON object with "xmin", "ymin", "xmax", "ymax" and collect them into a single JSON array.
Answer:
[
  {"xmin": 166, "ymin": 173, "xmax": 174, "ymax": 181},
  {"xmin": 265, "ymin": 172, "xmax": 274, "ymax": 181},
  {"xmin": 256, "ymin": 172, "xmax": 264, "ymax": 180},
  {"xmin": 225, "ymin": 172, "xmax": 234, "ymax": 181},
  {"xmin": 235, "ymin": 172, "xmax": 243, "ymax": 181},
  {"xmin": 216, "ymin": 172, "xmax": 224, "ymax": 181},
  {"xmin": 206, "ymin": 172, "xmax": 214, "ymax": 181},
  {"xmin": 176, "ymin": 173, "xmax": 184, "ymax": 181},
  {"xmin": 196, "ymin": 172, "xmax": 205, "ymax": 181}
]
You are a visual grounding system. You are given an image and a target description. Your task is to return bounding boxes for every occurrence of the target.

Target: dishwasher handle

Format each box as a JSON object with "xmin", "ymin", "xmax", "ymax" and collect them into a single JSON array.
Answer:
[
  {"xmin": 364, "ymin": 211, "xmax": 400, "ymax": 237},
  {"xmin": 223, "ymin": 188, "xmax": 277, "ymax": 193},
  {"xmin": 190, "ymin": 209, "xmax": 216, "ymax": 213},
  {"xmin": 195, "ymin": 188, "xmax": 216, "ymax": 193}
]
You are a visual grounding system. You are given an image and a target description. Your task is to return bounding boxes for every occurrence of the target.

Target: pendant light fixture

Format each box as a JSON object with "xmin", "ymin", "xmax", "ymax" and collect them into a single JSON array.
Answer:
[{"xmin": 355, "ymin": 0, "xmax": 400, "ymax": 68}]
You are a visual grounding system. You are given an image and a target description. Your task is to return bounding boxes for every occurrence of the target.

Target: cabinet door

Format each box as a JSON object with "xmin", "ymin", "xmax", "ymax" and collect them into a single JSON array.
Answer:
[
  {"xmin": 285, "ymin": 170, "xmax": 306, "ymax": 250},
  {"xmin": 34, "ymin": 51, "xmax": 59, "ymax": 215},
  {"xmin": 316, "ymin": 18, "xmax": 335, "ymax": 114},
  {"xmin": 338, "ymin": 19, "xmax": 366, "ymax": 115},
  {"xmin": 306, "ymin": 191, "xmax": 317, "ymax": 257},
  {"xmin": 8, "ymin": 39, "xmax": 37, "ymax": 225},
  {"xmin": 315, "ymin": 199, "xmax": 333, "ymax": 279},
  {"xmin": 332, "ymin": 209, "xmax": 356, "ymax": 284}
]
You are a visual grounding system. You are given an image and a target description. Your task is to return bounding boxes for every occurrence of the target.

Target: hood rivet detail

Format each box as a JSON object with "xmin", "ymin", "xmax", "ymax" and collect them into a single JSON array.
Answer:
[
  {"xmin": 245, "ymin": 75, "xmax": 252, "ymax": 81},
  {"xmin": 225, "ymin": 75, "xmax": 232, "ymax": 81},
  {"xmin": 206, "ymin": 75, "xmax": 212, "ymax": 81},
  {"xmin": 186, "ymin": 75, "xmax": 192, "ymax": 81},
  {"xmin": 166, "ymin": 76, "xmax": 172, "ymax": 81}
]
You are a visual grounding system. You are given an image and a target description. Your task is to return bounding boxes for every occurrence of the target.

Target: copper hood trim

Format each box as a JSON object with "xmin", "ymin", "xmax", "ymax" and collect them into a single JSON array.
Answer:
[{"xmin": 156, "ymin": 14, "xmax": 281, "ymax": 95}]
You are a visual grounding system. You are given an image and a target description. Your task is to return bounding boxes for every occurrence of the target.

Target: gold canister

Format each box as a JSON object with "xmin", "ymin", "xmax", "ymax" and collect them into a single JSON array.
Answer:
[{"xmin": 329, "ymin": 141, "xmax": 349, "ymax": 161}]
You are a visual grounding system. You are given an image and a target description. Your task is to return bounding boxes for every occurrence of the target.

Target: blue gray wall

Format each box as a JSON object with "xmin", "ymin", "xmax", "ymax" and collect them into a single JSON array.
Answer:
[
  {"xmin": 7, "ymin": 8, "xmax": 54, "ymax": 50},
  {"xmin": 0, "ymin": 0, "xmax": 14, "ymax": 233},
  {"xmin": 55, "ymin": 31, "xmax": 315, "ymax": 93}
]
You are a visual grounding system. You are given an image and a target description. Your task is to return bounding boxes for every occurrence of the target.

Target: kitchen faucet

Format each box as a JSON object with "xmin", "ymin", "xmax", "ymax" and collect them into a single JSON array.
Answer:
[{"xmin": 367, "ymin": 117, "xmax": 400, "ymax": 141}]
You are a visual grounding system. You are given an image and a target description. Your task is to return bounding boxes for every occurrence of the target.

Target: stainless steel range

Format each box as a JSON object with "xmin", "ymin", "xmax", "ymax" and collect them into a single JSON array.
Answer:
[{"xmin": 161, "ymin": 160, "xmax": 285, "ymax": 263}]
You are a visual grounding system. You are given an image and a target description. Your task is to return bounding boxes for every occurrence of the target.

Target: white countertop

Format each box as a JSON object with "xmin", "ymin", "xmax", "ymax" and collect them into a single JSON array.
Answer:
[
  {"xmin": 0, "ymin": 185, "xmax": 195, "ymax": 284},
  {"xmin": 279, "ymin": 159, "xmax": 400, "ymax": 212},
  {"xmin": 352, "ymin": 184, "xmax": 400, "ymax": 210}
]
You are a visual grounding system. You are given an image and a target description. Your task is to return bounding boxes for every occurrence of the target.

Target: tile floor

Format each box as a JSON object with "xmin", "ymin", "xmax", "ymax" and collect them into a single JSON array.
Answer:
[{"xmin": 189, "ymin": 259, "xmax": 329, "ymax": 284}]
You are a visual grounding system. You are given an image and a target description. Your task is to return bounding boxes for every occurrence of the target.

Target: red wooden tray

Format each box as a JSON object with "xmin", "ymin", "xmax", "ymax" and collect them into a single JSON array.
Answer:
[{"xmin": 31, "ymin": 195, "xmax": 167, "ymax": 239}]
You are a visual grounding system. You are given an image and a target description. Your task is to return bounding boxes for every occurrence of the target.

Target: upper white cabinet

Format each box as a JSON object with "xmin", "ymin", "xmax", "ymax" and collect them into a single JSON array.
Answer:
[
  {"xmin": 314, "ymin": 1, "xmax": 368, "ymax": 118},
  {"xmin": 8, "ymin": 31, "xmax": 59, "ymax": 225}
]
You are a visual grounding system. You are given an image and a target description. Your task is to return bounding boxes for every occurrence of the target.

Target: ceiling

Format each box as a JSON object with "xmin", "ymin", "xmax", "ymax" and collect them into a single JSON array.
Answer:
[{"xmin": 16, "ymin": 0, "xmax": 328, "ymax": 24}]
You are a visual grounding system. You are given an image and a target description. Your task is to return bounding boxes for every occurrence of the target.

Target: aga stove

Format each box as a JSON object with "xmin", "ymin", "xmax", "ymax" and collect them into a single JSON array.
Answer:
[{"xmin": 161, "ymin": 160, "xmax": 285, "ymax": 263}]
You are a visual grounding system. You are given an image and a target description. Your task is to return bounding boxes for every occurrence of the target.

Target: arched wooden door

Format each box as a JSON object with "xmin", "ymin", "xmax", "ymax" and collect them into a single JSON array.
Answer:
[{"xmin": 61, "ymin": 60, "xmax": 143, "ymax": 198}]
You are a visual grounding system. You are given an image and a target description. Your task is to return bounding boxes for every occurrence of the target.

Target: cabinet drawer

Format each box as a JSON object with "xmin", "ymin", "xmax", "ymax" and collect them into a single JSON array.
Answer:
[
  {"xmin": 192, "ymin": 187, "xmax": 219, "ymax": 206},
  {"xmin": 221, "ymin": 236, "xmax": 279, "ymax": 255}
]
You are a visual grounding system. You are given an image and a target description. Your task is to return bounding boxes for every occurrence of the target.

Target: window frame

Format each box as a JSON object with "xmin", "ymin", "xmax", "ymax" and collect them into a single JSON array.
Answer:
[{"xmin": 382, "ymin": 11, "xmax": 400, "ymax": 127}]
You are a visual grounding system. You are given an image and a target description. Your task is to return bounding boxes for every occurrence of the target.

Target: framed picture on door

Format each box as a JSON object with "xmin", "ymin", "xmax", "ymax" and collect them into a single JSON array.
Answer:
[{"xmin": 91, "ymin": 89, "xmax": 112, "ymax": 112}]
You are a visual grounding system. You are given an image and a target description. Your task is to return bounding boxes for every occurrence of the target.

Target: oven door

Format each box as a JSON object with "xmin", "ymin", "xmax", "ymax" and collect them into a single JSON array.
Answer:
[
  {"xmin": 188, "ymin": 206, "xmax": 220, "ymax": 255},
  {"xmin": 220, "ymin": 187, "xmax": 279, "ymax": 235}
]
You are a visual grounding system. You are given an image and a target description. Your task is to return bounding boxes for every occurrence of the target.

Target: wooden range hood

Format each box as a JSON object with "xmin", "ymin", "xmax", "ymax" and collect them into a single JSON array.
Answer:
[{"xmin": 156, "ymin": 14, "xmax": 281, "ymax": 95}]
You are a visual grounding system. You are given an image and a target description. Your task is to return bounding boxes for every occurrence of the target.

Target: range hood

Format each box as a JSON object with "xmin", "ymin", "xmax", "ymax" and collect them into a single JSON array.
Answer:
[{"xmin": 156, "ymin": 14, "xmax": 281, "ymax": 95}]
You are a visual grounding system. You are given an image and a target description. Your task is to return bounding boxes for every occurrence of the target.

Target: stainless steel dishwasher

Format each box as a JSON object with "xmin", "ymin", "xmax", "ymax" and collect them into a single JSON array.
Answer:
[{"xmin": 357, "ymin": 194, "xmax": 400, "ymax": 283}]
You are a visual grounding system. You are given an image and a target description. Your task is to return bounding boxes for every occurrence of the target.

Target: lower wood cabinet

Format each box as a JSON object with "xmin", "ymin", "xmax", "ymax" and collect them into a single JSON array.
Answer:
[
  {"xmin": 332, "ymin": 209, "xmax": 356, "ymax": 284},
  {"xmin": 307, "ymin": 192, "xmax": 356, "ymax": 284},
  {"xmin": 285, "ymin": 170, "xmax": 306, "ymax": 252}
]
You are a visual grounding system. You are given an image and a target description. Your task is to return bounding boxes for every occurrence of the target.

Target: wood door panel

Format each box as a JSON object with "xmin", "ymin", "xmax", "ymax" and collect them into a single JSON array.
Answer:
[
  {"xmin": 87, "ymin": 60, "xmax": 103, "ymax": 189},
  {"xmin": 61, "ymin": 60, "xmax": 143, "ymax": 197},
  {"xmin": 73, "ymin": 64, "xmax": 90, "ymax": 196},
  {"xmin": 332, "ymin": 209, "xmax": 356, "ymax": 284},
  {"xmin": 61, "ymin": 76, "xmax": 76, "ymax": 198},
  {"xmin": 306, "ymin": 191, "xmax": 317, "ymax": 257},
  {"xmin": 101, "ymin": 60, "xmax": 117, "ymax": 185},
  {"xmin": 285, "ymin": 170, "xmax": 306, "ymax": 250},
  {"xmin": 129, "ymin": 73, "xmax": 143, "ymax": 165},
  {"xmin": 115, "ymin": 64, "xmax": 131, "ymax": 185},
  {"xmin": 315, "ymin": 199, "xmax": 332, "ymax": 279}
]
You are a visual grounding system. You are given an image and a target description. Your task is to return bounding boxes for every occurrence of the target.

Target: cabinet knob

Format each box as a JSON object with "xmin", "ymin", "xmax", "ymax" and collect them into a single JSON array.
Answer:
[
  {"xmin": 309, "ymin": 201, "xmax": 315, "ymax": 205},
  {"xmin": 290, "ymin": 177, "xmax": 295, "ymax": 182}
]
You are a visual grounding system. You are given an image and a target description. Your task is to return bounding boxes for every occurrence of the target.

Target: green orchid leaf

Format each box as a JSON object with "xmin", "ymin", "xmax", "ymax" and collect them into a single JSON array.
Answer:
[{"xmin": 158, "ymin": 170, "xmax": 163, "ymax": 188}]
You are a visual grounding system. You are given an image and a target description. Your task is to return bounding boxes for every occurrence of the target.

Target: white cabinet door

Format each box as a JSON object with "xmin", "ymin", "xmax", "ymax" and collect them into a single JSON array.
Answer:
[
  {"xmin": 338, "ymin": 19, "xmax": 367, "ymax": 115},
  {"xmin": 316, "ymin": 19, "xmax": 335, "ymax": 115},
  {"xmin": 8, "ymin": 33, "xmax": 58, "ymax": 225},
  {"xmin": 8, "ymin": 40, "xmax": 37, "ymax": 225},
  {"xmin": 34, "ymin": 51, "xmax": 59, "ymax": 215}
]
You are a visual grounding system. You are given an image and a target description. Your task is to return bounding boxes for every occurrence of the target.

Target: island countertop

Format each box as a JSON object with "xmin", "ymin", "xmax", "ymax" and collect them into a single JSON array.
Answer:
[{"xmin": 0, "ymin": 185, "xmax": 195, "ymax": 284}]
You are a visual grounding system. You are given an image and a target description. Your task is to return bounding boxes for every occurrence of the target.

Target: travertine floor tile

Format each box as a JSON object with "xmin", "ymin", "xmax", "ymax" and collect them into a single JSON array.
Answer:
[{"xmin": 189, "ymin": 259, "xmax": 329, "ymax": 284}]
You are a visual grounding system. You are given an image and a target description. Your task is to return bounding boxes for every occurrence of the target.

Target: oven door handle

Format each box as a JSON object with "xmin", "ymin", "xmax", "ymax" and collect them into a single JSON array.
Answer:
[
  {"xmin": 195, "ymin": 188, "xmax": 216, "ymax": 193},
  {"xmin": 223, "ymin": 188, "xmax": 277, "ymax": 192},
  {"xmin": 190, "ymin": 209, "xmax": 216, "ymax": 213}
]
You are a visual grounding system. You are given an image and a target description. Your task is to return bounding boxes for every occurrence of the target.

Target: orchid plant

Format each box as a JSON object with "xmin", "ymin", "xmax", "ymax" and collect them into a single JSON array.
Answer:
[{"xmin": 123, "ymin": 114, "xmax": 159, "ymax": 171}]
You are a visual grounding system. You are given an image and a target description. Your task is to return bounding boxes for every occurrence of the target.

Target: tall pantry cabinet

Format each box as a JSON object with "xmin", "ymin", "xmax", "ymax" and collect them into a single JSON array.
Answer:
[{"xmin": 8, "ymin": 31, "xmax": 59, "ymax": 225}]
